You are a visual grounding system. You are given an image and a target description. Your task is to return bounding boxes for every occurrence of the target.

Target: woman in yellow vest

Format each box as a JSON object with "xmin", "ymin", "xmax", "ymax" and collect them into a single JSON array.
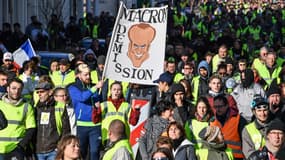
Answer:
[
  {"xmin": 100, "ymin": 81, "xmax": 140, "ymax": 145},
  {"xmin": 185, "ymin": 97, "xmax": 214, "ymax": 149}
]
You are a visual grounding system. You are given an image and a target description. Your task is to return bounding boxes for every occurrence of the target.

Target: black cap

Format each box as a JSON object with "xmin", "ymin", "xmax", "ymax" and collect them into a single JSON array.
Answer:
[
  {"xmin": 59, "ymin": 59, "xmax": 69, "ymax": 65},
  {"xmin": 153, "ymin": 72, "xmax": 173, "ymax": 85},
  {"xmin": 267, "ymin": 84, "xmax": 281, "ymax": 97},
  {"xmin": 35, "ymin": 82, "xmax": 53, "ymax": 90},
  {"xmin": 266, "ymin": 118, "xmax": 285, "ymax": 135}
]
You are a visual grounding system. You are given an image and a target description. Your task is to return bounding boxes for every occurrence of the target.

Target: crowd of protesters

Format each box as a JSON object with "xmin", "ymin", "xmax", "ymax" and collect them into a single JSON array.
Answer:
[{"xmin": 0, "ymin": 0, "xmax": 285, "ymax": 160}]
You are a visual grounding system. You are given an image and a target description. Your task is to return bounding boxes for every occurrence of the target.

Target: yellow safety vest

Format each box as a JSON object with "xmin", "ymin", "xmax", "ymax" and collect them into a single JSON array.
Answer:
[
  {"xmin": 191, "ymin": 76, "xmax": 200, "ymax": 103},
  {"xmin": 185, "ymin": 119, "xmax": 208, "ymax": 149},
  {"xmin": 102, "ymin": 139, "xmax": 133, "ymax": 160},
  {"xmin": 54, "ymin": 102, "xmax": 66, "ymax": 135},
  {"xmin": 100, "ymin": 101, "xmax": 131, "ymax": 143},
  {"xmin": 92, "ymin": 24, "xmax": 99, "ymax": 39},
  {"xmin": 245, "ymin": 122, "xmax": 265, "ymax": 150},
  {"xmin": 174, "ymin": 72, "xmax": 184, "ymax": 83},
  {"xmin": 0, "ymin": 101, "xmax": 36, "ymax": 153},
  {"xmin": 91, "ymin": 70, "xmax": 100, "ymax": 84},
  {"xmin": 258, "ymin": 65, "xmax": 281, "ymax": 87},
  {"xmin": 212, "ymin": 54, "xmax": 221, "ymax": 73},
  {"xmin": 51, "ymin": 70, "xmax": 75, "ymax": 87}
]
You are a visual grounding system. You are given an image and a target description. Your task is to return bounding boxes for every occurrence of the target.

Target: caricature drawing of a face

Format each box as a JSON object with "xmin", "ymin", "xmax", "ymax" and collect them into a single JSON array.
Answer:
[{"xmin": 128, "ymin": 23, "xmax": 156, "ymax": 68}]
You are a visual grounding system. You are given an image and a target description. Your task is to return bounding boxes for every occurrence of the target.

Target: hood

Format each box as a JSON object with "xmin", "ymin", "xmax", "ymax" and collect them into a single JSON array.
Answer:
[
  {"xmin": 197, "ymin": 60, "xmax": 210, "ymax": 77},
  {"xmin": 83, "ymin": 49, "xmax": 97, "ymax": 61},
  {"xmin": 2, "ymin": 94, "xmax": 24, "ymax": 106}
]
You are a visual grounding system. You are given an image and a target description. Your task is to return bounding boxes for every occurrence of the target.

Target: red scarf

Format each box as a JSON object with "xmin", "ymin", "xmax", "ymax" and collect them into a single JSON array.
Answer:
[{"xmin": 108, "ymin": 97, "xmax": 125, "ymax": 111}]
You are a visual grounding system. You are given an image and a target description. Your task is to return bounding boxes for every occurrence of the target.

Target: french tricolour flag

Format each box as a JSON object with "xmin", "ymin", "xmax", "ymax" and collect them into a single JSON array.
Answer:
[{"xmin": 13, "ymin": 39, "xmax": 36, "ymax": 67}]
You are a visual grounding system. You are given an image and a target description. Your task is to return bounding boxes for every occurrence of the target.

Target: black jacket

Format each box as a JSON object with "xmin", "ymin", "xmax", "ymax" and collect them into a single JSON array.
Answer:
[
  {"xmin": 34, "ymin": 98, "xmax": 70, "ymax": 153},
  {"xmin": 0, "ymin": 109, "xmax": 7, "ymax": 130}
]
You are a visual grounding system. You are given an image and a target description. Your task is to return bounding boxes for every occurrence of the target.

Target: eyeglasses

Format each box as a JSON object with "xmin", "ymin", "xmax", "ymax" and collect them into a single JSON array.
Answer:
[
  {"xmin": 184, "ymin": 67, "xmax": 193, "ymax": 70},
  {"xmin": 152, "ymin": 157, "xmax": 169, "ymax": 160}
]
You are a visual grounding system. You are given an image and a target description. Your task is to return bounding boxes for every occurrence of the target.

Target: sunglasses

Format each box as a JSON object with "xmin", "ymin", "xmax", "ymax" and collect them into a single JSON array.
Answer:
[{"xmin": 255, "ymin": 104, "xmax": 268, "ymax": 110}]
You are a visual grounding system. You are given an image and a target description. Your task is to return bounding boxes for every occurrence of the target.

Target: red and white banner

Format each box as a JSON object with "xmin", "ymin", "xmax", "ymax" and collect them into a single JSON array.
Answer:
[
  {"xmin": 103, "ymin": 2, "xmax": 167, "ymax": 85},
  {"xmin": 130, "ymin": 99, "xmax": 151, "ymax": 158}
]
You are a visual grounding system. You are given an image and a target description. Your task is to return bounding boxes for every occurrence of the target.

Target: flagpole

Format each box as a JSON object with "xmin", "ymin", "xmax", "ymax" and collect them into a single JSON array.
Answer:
[{"xmin": 102, "ymin": 1, "xmax": 124, "ymax": 81}]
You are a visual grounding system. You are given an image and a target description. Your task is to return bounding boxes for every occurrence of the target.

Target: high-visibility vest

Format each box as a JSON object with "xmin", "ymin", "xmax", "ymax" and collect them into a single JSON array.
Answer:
[
  {"xmin": 174, "ymin": 72, "xmax": 184, "ymax": 83},
  {"xmin": 191, "ymin": 76, "xmax": 200, "ymax": 103},
  {"xmin": 252, "ymin": 58, "xmax": 265, "ymax": 73},
  {"xmin": 211, "ymin": 114, "xmax": 244, "ymax": 158},
  {"xmin": 245, "ymin": 122, "xmax": 265, "ymax": 150},
  {"xmin": 212, "ymin": 54, "xmax": 220, "ymax": 73},
  {"xmin": 100, "ymin": 101, "xmax": 131, "ymax": 143},
  {"xmin": 102, "ymin": 139, "xmax": 133, "ymax": 160},
  {"xmin": 0, "ymin": 101, "xmax": 36, "ymax": 153},
  {"xmin": 92, "ymin": 24, "xmax": 99, "ymax": 39},
  {"xmin": 185, "ymin": 119, "xmax": 208, "ymax": 149},
  {"xmin": 51, "ymin": 70, "xmax": 75, "ymax": 87},
  {"xmin": 91, "ymin": 70, "xmax": 99, "ymax": 84},
  {"xmin": 258, "ymin": 65, "xmax": 281, "ymax": 86},
  {"xmin": 196, "ymin": 147, "xmax": 234, "ymax": 160},
  {"xmin": 54, "ymin": 102, "xmax": 65, "ymax": 135}
]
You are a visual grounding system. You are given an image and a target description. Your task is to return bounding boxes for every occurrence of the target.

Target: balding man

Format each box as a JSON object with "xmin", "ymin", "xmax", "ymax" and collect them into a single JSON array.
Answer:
[{"xmin": 101, "ymin": 120, "xmax": 133, "ymax": 160}]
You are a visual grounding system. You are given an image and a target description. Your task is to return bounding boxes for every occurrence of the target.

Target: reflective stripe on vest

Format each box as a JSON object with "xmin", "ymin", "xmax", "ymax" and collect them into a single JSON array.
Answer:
[
  {"xmin": 0, "ymin": 102, "xmax": 34, "ymax": 153},
  {"xmin": 258, "ymin": 66, "xmax": 281, "ymax": 86},
  {"xmin": 211, "ymin": 114, "xmax": 244, "ymax": 158},
  {"xmin": 245, "ymin": 122, "xmax": 265, "ymax": 150},
  {"xmin": 54, "ymin": 102, "xmax": 65, "ymax": 135},
  {"xmin": 101, "ymin": 101, "xmax": 131, "ymax": 143},
  {"xmin": 51, "ymin": 70, "xmax": 75, "ymax": 87}
]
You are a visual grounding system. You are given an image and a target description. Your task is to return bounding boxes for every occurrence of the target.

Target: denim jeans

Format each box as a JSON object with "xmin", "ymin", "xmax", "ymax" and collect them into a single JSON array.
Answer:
[
  {"xmin": 36, "ymin": 150, "xmax": 57, "ymax": 160},
  {"xmin": 77, "ymin": 125, "xmax": 101, "ymax": 160}
]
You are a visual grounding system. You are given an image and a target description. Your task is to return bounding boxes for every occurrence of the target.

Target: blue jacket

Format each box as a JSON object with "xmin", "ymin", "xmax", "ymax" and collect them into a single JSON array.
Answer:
[{"xmin": 68, "ymin": 78, "xmax": 101, "ymax": 122}]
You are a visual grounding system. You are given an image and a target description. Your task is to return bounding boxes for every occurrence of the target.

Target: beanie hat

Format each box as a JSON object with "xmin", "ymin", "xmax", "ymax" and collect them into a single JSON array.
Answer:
[
  {"xmin": 97, "ymin": 55, "xmax": 106, "ymax": 65},
  {"xmin": 266, "ymin": 118, "xmax": 285, "ymax": 135},
  {"xmin": 171, "ymin": 83, "xmax": 185, "ymax": 95},
  {"xmin": 199, "ymin": 126, "xmax": 221, "ymax": 143},
  {"xmin": 267, "ymin": 84, "xmax": 281, "ymax": 97}
]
